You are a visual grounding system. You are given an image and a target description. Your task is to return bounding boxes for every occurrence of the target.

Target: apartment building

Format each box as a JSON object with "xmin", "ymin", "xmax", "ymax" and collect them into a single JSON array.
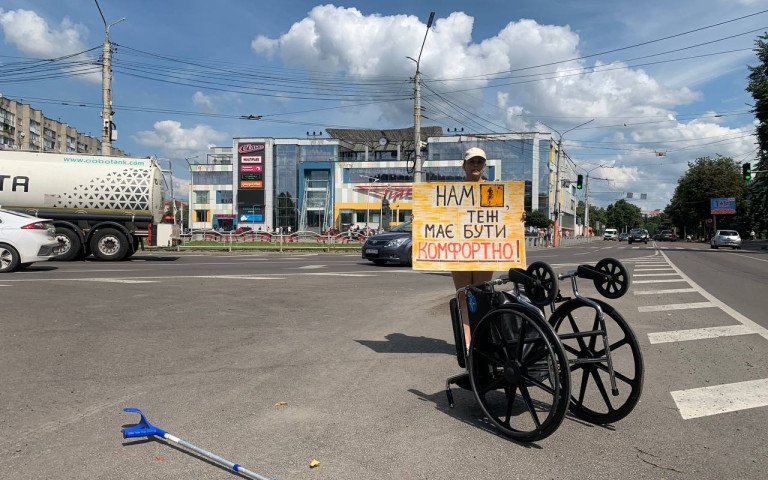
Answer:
[{"xmin": 0, "ymin": 95, "xmax": 126, "ymax": 156}]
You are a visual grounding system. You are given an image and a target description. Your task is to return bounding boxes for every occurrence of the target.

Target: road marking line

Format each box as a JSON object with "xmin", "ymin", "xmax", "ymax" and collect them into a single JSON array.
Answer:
[
  {"xmin": 634, "ymin": 268, "xmax": 674, "ymax": 272},
  {"xmin": 634, "ymin": 288, "xmax": 697, "ymax": 295},
  {"xmin": 729, "ymin": 253, "xmax": 768, "ymax": 263},
  {"xmin": 638, "ymin": 302, "xmax": 716, "ymax": 312},
  {"xmin": 297, "ymin": 265, "xmax": 326, "ymax": 269},
  {"xmin": 649, "ymin": 325, "xmax": 753, "ymax": 344},
  {"xmin": 659, "ymin": 250, "xmax": 768, "ymax": 341},
  {"xmin": 633, "ymin": 273, "xmax": 681, "ymax": 277},
  {"xmin": 671, "ymin": 378, "xmax": 768, "ymax": 419},
  {"xmin": 304, "ymin": 273, "xmax": 377, "ymax": 277},
  {"xmin": 76, "ymin": 279, "xmax": 158, "ymax": 284},
  {"xmin": 633, "ymin": 279, "xmax": 689, "ymax": 284}
]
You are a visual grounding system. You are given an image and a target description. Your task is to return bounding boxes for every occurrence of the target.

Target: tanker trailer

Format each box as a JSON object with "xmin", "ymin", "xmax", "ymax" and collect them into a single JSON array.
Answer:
[{"xmin": 0, "ymin": 151, "xmax": 165, "ymax": 261}]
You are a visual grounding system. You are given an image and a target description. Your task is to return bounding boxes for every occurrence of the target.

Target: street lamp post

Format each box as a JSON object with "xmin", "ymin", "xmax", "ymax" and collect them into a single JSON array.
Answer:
[
  {"xmin": 580, "ymin": 163, "xmax": 612, "ymax": 236},
  {"xmin": 409, "ymin": 11, "xmax": 435, "ymax": 183},
  {"xmin": 541, "ymin": 119, "xmax": 594, "ymax": 246}
]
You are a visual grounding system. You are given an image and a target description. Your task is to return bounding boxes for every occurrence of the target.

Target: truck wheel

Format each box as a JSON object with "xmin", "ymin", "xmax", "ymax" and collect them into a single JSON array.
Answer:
[
  {"xmin": 0, "ymin": 243, "xmax": 21, "ymax": 273},
  {"xmin": 53, "ymin": 228, "xmax": 82, "ymax": 261},
  {"xmin": 90, "ymin": 228, "xmax": 129, "ymax": 261}
]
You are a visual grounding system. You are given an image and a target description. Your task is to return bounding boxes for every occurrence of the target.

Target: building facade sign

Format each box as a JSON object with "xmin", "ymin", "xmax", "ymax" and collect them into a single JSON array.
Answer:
[{"xmin": 236, "ymin": 142, "xmax": 266, "ymax": 223}]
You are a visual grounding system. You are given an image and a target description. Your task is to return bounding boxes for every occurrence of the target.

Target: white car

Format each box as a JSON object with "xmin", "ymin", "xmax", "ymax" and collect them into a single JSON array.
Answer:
[
  {"xmin": 710, "ymin": 230, "xmax": 742, "ymax": 249},
  {"xmin": 0, "ymin": 208, "xmax": 59, "ymax": 272},
  {"xmin": 603, "ymin": 228, "xmax": 618, "ymax": 240}
]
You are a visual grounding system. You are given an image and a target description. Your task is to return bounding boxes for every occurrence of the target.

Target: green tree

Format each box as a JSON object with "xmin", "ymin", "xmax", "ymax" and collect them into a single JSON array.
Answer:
[
  {"xmin": 643, "ymin": 212, "xmax": 667, "ymax": 235},
  {"xmin": 746, "ymin": 33, "xmax": 768, "ymax": 237},
  {"xmin": 606, "ymin": 199, "xmax": 643, "ymax": 231},
  {"xmin": 577, "ymin": 201, "xmax": 608, "ymax": 231},
  {"xmin": 525, "ymin": 209, "xmax": 552, "ymax": 228},
  {"xmin": 665, "ymin": 156, "xmax": 746, "ymax": 237}
]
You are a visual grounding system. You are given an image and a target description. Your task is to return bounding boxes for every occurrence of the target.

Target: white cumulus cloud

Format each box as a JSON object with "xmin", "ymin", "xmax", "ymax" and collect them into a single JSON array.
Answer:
[
  {"xmin": 132, "ymin": 120, "xmax": 229, "ymax": 157},
  {"xmin": 0, "ymin": 8, "xmax": 88, "ymax": 57},
  {"xmin": 192, "ymin": 91, "xmax": 214, "ymax": 110},
  {"xmin": 0, "ymin": 8, "xmax": 98, "ymax": 82}
]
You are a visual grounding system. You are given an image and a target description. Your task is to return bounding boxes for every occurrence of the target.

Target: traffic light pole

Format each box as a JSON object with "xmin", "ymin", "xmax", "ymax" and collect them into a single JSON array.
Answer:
[{"xmin": 584, "ymin": 175, "xmax": 590, "ymax": 236}]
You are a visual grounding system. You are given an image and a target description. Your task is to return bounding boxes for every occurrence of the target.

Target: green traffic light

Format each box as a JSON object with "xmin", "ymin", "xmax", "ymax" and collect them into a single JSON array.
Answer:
[{"xmin": 743, "ymin": 162, "xmax": 752, "ymax": 180}]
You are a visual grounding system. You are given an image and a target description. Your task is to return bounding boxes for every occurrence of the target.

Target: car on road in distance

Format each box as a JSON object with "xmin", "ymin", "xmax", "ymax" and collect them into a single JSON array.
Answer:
[
  {"xmin": 362, "ymin": 220, "xmax": 412, "ymax": 266},
  {"xmin": 618, "ymin": 232, "xmax": 629, "ymax": 242},
  {"xmin": 603, "ymin": 228, "xmax": 618, "ymax": 240},
  {"xmin": 0, "ymin": 208, "xmax": 59, "ymax": 273},
  {"xmin": 658, "ymin": 230, "xmax": 677, "ymax": 241},
  {"xmin": 711, "ymin": 230, "xmax": 742, "ymax": 249},
  {"xmin": 628, "ymin": 228, "xmax": 649, "ymax": 244}
]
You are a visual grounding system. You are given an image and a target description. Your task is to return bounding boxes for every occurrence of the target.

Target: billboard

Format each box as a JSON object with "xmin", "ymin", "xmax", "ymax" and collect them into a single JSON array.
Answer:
[
  {"xmin": 710, "ymin": 197, "xmax": 736, "ymax": 215},
  {"xmin": 412, "ymin": 181, "xmax": 526, "ymax": 271},
  {"xmin": 237, "ymin": 142, "xmax": 266, "ymax": 223}
]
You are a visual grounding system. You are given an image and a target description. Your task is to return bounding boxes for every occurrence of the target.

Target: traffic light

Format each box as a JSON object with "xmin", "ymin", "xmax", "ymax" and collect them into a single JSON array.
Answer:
[
  {"xmin": 576, "ymin": 174, "xmax": 583, "ymax": 189},
  {"xmin": 743, "ymin": 162, "xmax": 752, "ymax": 180}
]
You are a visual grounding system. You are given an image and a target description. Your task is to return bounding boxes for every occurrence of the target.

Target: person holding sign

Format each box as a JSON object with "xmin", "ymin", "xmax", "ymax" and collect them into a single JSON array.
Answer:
[{"xmin": 451, "ymin": 148, "xmax": 497, "ymax": 351}]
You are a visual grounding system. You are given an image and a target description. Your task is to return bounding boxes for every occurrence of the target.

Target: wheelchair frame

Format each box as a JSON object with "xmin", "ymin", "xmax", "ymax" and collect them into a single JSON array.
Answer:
[{"xmin": 445, "ymin": 258, "xmax": 644, "ymax": 442}]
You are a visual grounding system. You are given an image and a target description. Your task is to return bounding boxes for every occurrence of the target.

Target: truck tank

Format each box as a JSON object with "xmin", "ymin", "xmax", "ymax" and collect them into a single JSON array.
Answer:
[{"xmin": 1, "ymin": 151, "xmax": 166, "ymax": 261}]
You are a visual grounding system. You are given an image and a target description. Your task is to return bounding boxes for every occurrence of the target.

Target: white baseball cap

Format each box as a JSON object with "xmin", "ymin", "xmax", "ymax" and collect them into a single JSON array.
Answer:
[{"xmin": 464, "ymin": 147, "xmax": 487, "ymax": 162}]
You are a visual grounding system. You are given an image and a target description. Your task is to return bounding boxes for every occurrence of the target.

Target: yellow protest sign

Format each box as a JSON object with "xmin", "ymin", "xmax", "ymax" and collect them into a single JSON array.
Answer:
[{"xmin": 412, "ymin": 181, "xmax": 526, "ymax": 271}]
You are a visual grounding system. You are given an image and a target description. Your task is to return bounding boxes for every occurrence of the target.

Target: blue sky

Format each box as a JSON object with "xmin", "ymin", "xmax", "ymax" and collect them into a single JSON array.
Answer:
[{"xmin": 1, "ymin": 0, "xmax": 766, "ymax": 209}]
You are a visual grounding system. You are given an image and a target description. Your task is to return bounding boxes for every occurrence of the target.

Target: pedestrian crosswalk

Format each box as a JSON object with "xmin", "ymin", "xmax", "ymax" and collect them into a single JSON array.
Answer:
[{"xmin": 624, "ymin": 253, "xmax": 768, "ymax": 421}]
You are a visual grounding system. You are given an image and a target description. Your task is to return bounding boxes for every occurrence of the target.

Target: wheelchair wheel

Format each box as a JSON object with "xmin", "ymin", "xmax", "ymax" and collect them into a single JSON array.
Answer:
[
  {"xmin": 468, "ymin": 307, "xmax": 570, "ymax": 442},
  {"xmin": 549, "ymin": 298, "xmax": 644, "ymax": 424}
]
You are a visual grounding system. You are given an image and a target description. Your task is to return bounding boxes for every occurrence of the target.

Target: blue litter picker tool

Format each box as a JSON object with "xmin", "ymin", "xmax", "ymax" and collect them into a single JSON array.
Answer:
[{"xmin": 121, "ymin": 407, "xmax": 277, "ymax": 480}]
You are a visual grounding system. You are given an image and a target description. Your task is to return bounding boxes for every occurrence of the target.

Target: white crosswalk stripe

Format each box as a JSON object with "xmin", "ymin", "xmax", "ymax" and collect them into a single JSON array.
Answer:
[
  {"xmin": 671, "ymin": 379, "xmax": 768, "ymax": 419},
  {"xmin": 648, "ymin": 325, "xmax": 754, "ymax": 344},
  {"xmin": 634, "ymin": 288, "xmax": 697, "ymax": 295},
  {"xmin": 638, "ymin": 302, "xmax": 716, "ymax": 312}
]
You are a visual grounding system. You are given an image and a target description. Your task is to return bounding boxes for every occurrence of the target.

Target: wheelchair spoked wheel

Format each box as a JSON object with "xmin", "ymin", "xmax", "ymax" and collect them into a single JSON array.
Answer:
[
  {"xmin": 549, "ymin": 298, "xmax": 644, "ymax": 424},
  {"xmin": 593, "ymin": 258, "xmax": 630, "ymax": 299},
  {"xmin": 468, "ymin": 307, "xmax": 571, "ymax": 442}
]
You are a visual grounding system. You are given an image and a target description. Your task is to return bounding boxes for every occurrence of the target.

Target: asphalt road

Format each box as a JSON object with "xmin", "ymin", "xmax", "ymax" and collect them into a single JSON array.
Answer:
[{"xmin": 1, "ymin": 240, "xmax": 766, "ymax": 479}]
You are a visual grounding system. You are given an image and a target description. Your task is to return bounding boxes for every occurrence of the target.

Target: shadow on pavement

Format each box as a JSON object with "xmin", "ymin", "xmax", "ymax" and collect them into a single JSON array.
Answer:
[
  {"xmin": 408, "ymin": 387, "xmax": 542, "ymax": 448},
  {"xmin": 355, "ymin": 333, "xmax": 456, "ymax": 355}
]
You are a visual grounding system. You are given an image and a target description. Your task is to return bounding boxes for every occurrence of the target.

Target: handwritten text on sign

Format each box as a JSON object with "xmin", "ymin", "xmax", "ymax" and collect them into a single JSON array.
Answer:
[{"xmin": 412, "ymin": 181, "xmax": 526, "ymax": 271}]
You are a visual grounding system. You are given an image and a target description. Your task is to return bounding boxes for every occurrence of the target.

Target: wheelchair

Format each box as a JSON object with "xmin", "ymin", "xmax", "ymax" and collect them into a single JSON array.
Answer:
[{"xmin": 446, "ymin": 258, "xmax": 644, "ymax": 442}]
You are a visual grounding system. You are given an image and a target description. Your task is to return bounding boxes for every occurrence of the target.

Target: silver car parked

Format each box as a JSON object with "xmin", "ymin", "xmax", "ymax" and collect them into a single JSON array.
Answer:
[{"xmin": 711, "ymin": 230, "xmax": 741, "ymax": 249}]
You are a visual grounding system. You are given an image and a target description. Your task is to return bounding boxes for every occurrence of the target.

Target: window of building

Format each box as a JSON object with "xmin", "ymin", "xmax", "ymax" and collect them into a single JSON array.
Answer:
[
  {"xmin": 192, "ymin": 171, "xmax": 231, "ymax": 185},
  {"xmin": 216, "ymin": 190, "xmax": 233, "ymax": 204},
  {"xmin": 397, "ymin": 209, "xmax": 412, "ymax": 222},
  {"xmin": 194, "ymin": 210, "xmax": 208, "ymax": 222},
  {"xmin": 193, "ymin": 191, "xmax": 209, "ymax": 204}
]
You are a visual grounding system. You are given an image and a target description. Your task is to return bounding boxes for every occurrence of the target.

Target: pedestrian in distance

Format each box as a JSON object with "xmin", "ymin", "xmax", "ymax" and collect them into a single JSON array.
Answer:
[{"xmin": 751, "ymin": 229, "xmax": 756, "ymax": 240}]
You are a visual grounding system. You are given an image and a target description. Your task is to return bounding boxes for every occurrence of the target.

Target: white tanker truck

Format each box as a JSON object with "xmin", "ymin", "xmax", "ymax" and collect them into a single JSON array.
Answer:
[{"xmin": 0, "ymin": 151, "xmax": 166, "ymax": 261}]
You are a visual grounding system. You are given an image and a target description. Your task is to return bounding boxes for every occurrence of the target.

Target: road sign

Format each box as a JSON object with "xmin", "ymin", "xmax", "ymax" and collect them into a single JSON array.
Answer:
[{"xmin": 710, "ymin": 197, "xmax": 736, "ymax": 215}]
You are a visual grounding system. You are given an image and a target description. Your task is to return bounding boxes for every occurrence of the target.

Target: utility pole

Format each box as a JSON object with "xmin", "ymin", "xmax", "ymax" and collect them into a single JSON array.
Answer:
[
  {"xmin": 545, "ymin": 119, "xmax": 594, "ymax": 246},
  {"xmin": 581, "ymin": 164, "xmax": 611, "ymax": 236},
  {"xmin": 95, "ymin": 0, "xmax": 125, "ymax": 156},
  {"xmin": 584, "ymin": 174, "xmax": 590, "ymax": 235},
  {"xmin": 411, "ymin": 11, "xmax": 435, "ymax": 183}
]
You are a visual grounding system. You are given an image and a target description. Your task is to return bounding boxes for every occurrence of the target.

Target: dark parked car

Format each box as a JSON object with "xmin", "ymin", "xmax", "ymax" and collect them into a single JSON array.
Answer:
[
  {"xmin": 362, "ymin": 221, "xmax": 412, "ymax": 265},
  {"xmin": 618, "ymin": 232, "xmax": 629, "ymax": 242},
  {"xmin": 628, "ymin": 228, "xmax": 649, "ymax": 244},
  {"xmin": 658, "ymin": 230, "xmax": 677, "ymax": 241}
]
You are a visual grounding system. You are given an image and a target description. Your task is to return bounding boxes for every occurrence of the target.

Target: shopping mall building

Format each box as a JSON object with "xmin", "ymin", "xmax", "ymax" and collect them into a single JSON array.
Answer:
[{"xmin": 188, "ymin": 127, "xmax": 579, "ymax": 234}]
